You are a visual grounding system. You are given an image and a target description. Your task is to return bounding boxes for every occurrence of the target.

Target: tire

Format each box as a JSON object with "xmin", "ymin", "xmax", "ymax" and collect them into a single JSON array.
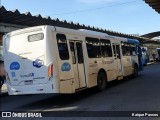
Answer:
[
  {"xmin": 132, "ymin": 65, "xmax": 138, "ymax": 78},
  {"xmin": 97, "ymin": 71, "xmax": 107, "ymax": 91}
]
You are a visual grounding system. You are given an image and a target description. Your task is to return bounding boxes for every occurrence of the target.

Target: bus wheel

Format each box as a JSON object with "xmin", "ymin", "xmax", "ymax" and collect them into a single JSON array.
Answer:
[
  {"xmin": 133, "ymin": 65, "xmax": 138, "ymax": 78},
  {"xmin": 97, "ymin": 72, "xmax": 107, "ymax": 91}
]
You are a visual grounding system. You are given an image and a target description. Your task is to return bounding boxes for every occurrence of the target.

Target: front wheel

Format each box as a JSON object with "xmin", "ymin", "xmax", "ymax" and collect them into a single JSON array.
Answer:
[{"xmin": 97, "ymin": 72, "xmax": 107, "ymax": 91}]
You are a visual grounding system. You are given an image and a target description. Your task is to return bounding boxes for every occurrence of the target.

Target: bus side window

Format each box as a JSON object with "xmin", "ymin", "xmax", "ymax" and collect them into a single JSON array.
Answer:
[
  {"xmin": 56, "ymin": 34, "xmax": 69, "ymax": 60},
  {"xmin": 86, "ymin": 37, "xmax": 101, "ymax": 58},
  {"xmin": 125, "ymin": 43, "xmax": 131, "ymax": 56},
  {"xmin": 121, "ymin": 42, "xmax": 126, "ymax": 56},
  {"xmin": 100, "ymin": 39, "xmax": 112, "ymax": 57},
  {"xmin": 116, "ymin": 45, "xmax": 121, "ymax": 59},
  {"xmin": 130, "ymin": 44, "xmax": 136, "ymax": 56},
  {"xmin": 121, "ymin": 42, "xmax": 131, "ymax": 56}
]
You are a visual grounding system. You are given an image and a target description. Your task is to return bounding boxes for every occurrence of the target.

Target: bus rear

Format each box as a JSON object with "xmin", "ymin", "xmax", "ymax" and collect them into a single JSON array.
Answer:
[{"xmin": 3, "ymin": 26, "xmax": 57, "ymax": 95}]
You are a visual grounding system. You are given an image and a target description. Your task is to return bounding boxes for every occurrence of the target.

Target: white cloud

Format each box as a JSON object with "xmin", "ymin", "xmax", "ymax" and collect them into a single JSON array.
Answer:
[{"xmin": 77, "ymin": 0, "xmax": 119, "ymax": 4}]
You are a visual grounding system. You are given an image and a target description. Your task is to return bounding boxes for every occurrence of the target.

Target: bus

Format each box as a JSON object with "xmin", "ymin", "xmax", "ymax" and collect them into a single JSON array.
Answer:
[{"xmin": 3, "ymin": 25, "xmax": 143, "ymax": 95}]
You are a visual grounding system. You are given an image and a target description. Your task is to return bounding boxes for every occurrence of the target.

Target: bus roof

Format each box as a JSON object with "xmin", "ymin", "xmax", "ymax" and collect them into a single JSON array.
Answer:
[
  {"xmin": 79, "ymin": 29, "xmax": 109, "ymax": 36},
  {"xmin": 4, "ymin": 25, "xmax": 140, "ymax": 44}
]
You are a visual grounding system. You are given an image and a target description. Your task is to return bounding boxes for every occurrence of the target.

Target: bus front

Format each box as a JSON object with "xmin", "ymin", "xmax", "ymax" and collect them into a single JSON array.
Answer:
[{"xmin": 3, "ymin": 26, "xmax": 56, "ymax": 95}]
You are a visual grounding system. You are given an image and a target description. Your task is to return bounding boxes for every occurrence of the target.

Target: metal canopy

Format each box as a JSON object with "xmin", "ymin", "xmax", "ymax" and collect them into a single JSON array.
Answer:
[
  {"xmin": 145, "ymin": 0, "xmax": 160, "ymax": 14},
  {"xmin": 0, "ymin": 6, "xmax": 160, "ymax": 44},
  {"xmin": 141, "ymin": 31, "xmax": 160, "ymax": 39}
]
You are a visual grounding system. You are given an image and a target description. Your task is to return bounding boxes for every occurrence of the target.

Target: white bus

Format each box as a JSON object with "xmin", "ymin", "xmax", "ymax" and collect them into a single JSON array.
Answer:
[{"xmin": 3, "ymin": 25, "xmax": 143, "ymax": 95}]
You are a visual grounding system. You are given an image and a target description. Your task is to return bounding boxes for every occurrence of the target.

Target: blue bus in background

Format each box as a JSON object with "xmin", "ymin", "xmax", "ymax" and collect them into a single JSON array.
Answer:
[{"xmin": 128, "ymin": 39, "xmax": 144, "ymax": 70}]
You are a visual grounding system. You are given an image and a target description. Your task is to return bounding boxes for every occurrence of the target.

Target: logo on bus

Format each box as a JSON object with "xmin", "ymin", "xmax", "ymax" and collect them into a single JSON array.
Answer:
[
  {"xmin": 10, "ymin": 62, "xmax": 20, "ymax": 70},
  {"xmin": 61, "ymin": 62, "xmax": 71, "ymax": 71},
  {"xmin": 33, "ymin": 59, "xmax": 44, "ymax": 68}
]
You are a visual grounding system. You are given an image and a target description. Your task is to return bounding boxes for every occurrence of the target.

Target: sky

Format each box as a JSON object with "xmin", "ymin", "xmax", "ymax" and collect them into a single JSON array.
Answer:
[{"xmin": 1, "ymin": 0, "xmax": 160, "ymax": 35}]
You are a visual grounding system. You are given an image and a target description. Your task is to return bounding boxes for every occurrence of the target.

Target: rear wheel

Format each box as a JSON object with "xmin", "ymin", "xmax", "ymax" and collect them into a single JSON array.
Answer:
[
  {"xmin": 132, "ymin": 65, "xmax": 138, "ymax": 78},
  {"xmin": 97, "ymin": 71, "xmax": 107, "ymax": 91}
]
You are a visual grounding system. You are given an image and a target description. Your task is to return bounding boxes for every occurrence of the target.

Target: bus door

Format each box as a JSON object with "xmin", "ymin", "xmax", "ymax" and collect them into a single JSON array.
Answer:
[
  {"xmin": 69, "ymin": 41, "xmax": 86, "ymax": 89},
  {"xmin": 112, "ymin": 44, "xmax": 123, "ymax": 78}
]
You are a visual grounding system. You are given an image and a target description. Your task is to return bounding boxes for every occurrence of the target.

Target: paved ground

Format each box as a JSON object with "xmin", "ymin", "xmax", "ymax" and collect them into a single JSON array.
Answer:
[{"xmin": 0, "ymin": 63, "xmax": 160, "ymax": 120}]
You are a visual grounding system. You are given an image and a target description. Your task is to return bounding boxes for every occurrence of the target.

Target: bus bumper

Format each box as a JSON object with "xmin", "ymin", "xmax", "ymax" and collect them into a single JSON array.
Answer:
[{"xmin": 6, "ymin": 82, "xmax": 56, "ymax": 95}]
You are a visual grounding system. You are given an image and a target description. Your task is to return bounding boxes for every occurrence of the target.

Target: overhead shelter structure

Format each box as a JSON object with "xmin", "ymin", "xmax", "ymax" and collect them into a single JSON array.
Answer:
[
  {"xmin": 141, "ymin": 31, "xmax": 160, "ymax": 58},
  {"xmin": 141, "ymin": 31, "xmax": 160, "ymax": 39},
  {"xmin": 143, "ymin": 0, "xmax": 160, "ymax": 57},
  {"xmin": 144, "ymin": 0, "xmax": 160, "ymax": 14},
  {"xmin": 0, "ymin": 6, "xmax": 160, "ymax": 46}
]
